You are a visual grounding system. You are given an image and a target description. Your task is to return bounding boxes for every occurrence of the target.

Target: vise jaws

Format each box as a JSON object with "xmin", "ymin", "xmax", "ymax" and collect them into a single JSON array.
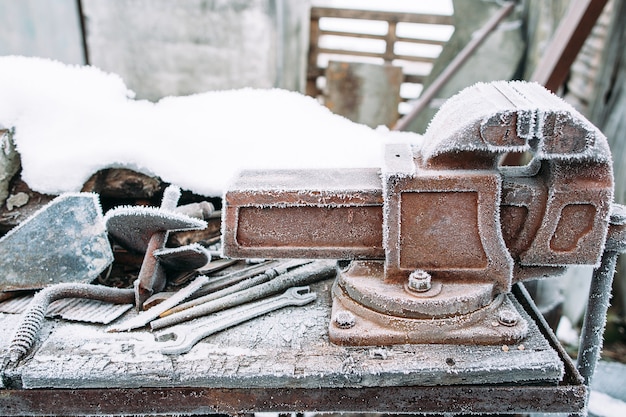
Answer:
[{"xmin": 222, "ymin": 81, "xmax": 617, "ymax": 346}]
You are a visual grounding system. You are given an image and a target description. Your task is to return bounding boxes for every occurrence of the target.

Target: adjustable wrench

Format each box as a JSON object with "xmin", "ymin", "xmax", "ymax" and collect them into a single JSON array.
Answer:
[{"xmin": 155, "ymin": 286, "xmax": 317, "ymax": 355}]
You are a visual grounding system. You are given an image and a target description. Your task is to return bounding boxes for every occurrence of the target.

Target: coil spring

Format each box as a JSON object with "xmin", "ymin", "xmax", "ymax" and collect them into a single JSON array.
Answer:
[
  {"xmin": 7, "ymin": 284, "xmax": 134, "ymax": 364},
  {"xmin": 8, "ymin": 301, "xmax": 48, "ymax": 363}
]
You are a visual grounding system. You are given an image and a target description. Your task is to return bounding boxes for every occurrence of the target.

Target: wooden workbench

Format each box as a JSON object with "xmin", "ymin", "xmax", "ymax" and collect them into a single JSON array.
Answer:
[{"xmin": 0, "ymin": 279, "xmax": 586, "ymax": 416}]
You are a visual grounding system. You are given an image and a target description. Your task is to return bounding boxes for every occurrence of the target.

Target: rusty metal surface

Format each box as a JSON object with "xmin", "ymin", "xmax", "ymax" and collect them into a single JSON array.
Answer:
[
  {"xmin": 329, "ymin": 261, "xmax": 528, "ymax": 345},
  {"xmin": 223, "ymin": 81, "xmax": 615, "ymax": 348},
  {"xmin": 223, "ymin": 168, "xmax": 384, "ymax": 260},
  {"xmin": 105, "ymin": 185, "xmax": 208, "ymax": 308},
  {"xmin": 383, "ymin": 158, "xmax": 513, "ymax": 289},
  {"xmin": 0, "ymin": 384, "xmax": 587, "ymax": 416},
  {"xmin": 0, "ymin": 295, "xmax": 132, "ymax": 324},
  {"xmin": 0, "ymin": 284, "xmax": 586, "ymax": 416}
]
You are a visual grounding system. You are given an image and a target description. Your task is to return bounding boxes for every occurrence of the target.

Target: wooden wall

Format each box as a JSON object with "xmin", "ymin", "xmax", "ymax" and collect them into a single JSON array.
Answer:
[
  {"xmin": 0, "ymin": 0, "xmax": 310, "ymax": 100},
  {"xmin": 0, "ymin": 0, "xmax": 85, "ymax": 64}
]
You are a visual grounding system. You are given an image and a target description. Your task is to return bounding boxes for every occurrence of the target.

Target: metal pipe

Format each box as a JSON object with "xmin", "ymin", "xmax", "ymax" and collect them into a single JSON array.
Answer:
[
  {"xmin": 577, "ymin": 204, "xmax": 626, "ymax": 389},
  {"xmin": 7, "ymin": 284, "xmax": 134, "ymax": 363},
  {"xmin": 393, "ymin": 1, "xmax": 516, "ymax": 131},
  {"xmin": 576, "ymin": 249, "xmax": 617, "ymax": 388}
]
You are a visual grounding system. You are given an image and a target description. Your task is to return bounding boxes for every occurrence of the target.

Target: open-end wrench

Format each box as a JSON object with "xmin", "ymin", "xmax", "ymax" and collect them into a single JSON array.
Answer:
[
  {"xmin": 156, "ymin": 286, "xmax": 317, "ymax": 355},
  {"xmin": 150, "ymin": 260, "xmax": 335, "ymax": 330},
  {"xmin": 161, "ymin": 259, "xmax": 312, "ymax": 317}
]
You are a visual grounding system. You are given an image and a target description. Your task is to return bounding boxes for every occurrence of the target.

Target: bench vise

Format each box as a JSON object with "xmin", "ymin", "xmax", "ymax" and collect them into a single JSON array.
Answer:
[{"xmin": 222, "ymin": 81, "xmax": 619, "ymax": 346}]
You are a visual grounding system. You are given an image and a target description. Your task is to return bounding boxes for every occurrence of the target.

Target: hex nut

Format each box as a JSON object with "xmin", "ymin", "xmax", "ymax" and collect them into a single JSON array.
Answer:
[
  {"xmin": 407, "ymin": 269, "xmax": 432, "ymax": 292},
  {"xmin": 498, "ymin": 309, "xmax": 518, "ymax": 327},
  {"xmin": 334, "ymin": 311, "xmax": 356, "ymax": 329}
]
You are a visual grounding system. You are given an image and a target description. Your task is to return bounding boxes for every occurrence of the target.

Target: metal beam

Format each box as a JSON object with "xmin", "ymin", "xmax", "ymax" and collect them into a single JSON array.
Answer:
[{"xmin": 530, "ymin": 0, "xmax": 609, "ymax": 92}]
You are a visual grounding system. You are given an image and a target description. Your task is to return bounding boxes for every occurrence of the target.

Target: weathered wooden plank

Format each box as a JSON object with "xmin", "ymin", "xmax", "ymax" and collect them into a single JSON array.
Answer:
[
  {"xmin": 4, "ymin": 279, "xmax": 564, "ymax": 391},
  {"xmin": 0, "ymin": 383, "xmax": 587, "ymax": 416},
  {"xmin": 306, "ymin": 72, "xmax": 427, "ymax": 100},
  {"xmin": 324, "ymin": 62, "xmax": 403, "ymax": 128},
  {"xmin": 310, "ymin": 7, "xmax": 454, "ymax": 26},
  {"xmin": 81, "ymin": 168, "xmax": 162, "ymax": 199},
  {"xmin": 0, "ymin": 178, "xmax": 54, "ymax": 233},
  {"xmin": 306, "ymin": 17, "xmax": 321, "ymax": 97},
  {"xmin": 530, "ymin": 0, "xmax": 609, "ymax": 92},
  {"xmin": 403, "ymin": 74, "xmax": 427, "ymax": 84},
  {"xmin": 317, "ymin": 30, "xmax": 447, "ymax": 47},
  {"xmin": 384, "ymin": 21, "xmax": 397, "ymax": 62},
  {"xmin": 317, "ymin": 47, "xmax": 438, "ymax": 63},
  {"xmin": 306, "ymin": 6, "xmax": 452, "ymax": 102}
]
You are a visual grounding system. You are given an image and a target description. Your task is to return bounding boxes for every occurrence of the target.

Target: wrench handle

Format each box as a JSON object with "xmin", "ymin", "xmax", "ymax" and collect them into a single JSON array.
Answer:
[{"xmin": 159, "ymin": 287, "xmax": 316, "ymax": 355}]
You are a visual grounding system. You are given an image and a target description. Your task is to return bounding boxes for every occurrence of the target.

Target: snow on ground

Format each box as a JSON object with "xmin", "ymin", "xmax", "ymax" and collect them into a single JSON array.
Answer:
[
  {"xmin": 589, "ymin": 391, "xmax": 626, "ymax": 417},
  {"xmin": 0, "ymin": 56, "xmax": 420, "ymax": 197}
]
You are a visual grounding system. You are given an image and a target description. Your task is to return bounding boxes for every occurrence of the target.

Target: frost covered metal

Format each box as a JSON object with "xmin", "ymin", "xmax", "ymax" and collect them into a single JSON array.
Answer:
[
  {"xmin": 0, "ymin": 193, "xmax": 113, "ymax": 291},
  {"xmin": 105, "ymin": 185, "xmax": 210, "ymax": 308},
  {"xmin": 224, "ymin": 81, "xmax": 618, "ymax": 346}
]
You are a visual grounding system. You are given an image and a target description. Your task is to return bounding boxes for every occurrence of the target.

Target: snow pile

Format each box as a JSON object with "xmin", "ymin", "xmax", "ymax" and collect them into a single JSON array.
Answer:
[
  {"xmin": 589, "ymin": 391, "xmax": 626, "ymax": 417},
  {"xmin": 0, "ymin": 56, "xmax": 418, "ymax": 197}
]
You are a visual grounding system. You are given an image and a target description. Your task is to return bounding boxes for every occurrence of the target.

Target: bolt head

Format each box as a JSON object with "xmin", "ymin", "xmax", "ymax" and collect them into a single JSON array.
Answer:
[
  {"xmin": 407, "ymin": 269, "xmax": 432, "ymax": 292},
  {"xmin": 498, "ymin": 309, "xmax": 518, "ymax": 327},
  {"xmin": 334, "ymin": 311, "xmax": 356, "ymax": 329}
]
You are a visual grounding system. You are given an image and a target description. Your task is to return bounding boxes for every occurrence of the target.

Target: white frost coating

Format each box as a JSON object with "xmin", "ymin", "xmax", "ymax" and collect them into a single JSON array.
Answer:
[
  {"xmin": 0, "ymin": 192, "xmax": 105, "ymax": 241},
  {"xmin": 420, "ymin": 80, "xmax": 610, "ymax": 164},
  {"xmin": 154, "ymin": 242, "xmax": 208, "ymax": 256},
  {"xmin": 160, "ymin": 185, "xmax": 182, "ymax": 211},
  {"xmin": 104, "ymin": 205, "xmax": 208, "ymax": 231},
  {"xmin": 0, "ymin": 56, "xmax": 421, "ymax": 197},
  {"xmin": 104, "ymin": 205, "xmax": 208, "ymax": 253}
]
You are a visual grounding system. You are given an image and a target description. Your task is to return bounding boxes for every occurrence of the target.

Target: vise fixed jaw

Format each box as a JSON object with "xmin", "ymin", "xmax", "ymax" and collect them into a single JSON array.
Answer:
[{"xmin": 223, "ymin": 81, "xmax": 615, "ymax": 346}]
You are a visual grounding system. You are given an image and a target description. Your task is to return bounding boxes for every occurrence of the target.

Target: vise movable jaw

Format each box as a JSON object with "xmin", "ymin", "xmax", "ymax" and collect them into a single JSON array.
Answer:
[{"xmin": 222, "ymin": 81, "xmax": 616, "ymax": 346}]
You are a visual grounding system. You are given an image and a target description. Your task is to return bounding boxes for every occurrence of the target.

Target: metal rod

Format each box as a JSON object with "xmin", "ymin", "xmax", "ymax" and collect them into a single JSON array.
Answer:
[
  {"xmin": 393, "ymin": 1, "xmax": 516, "ymax": 131},
  {"xmin": 573, "ymin": 250, "xmax": 618, "ymax": 417},
  {"xmin": 108, "ymin": 275, "xmax": 209, "ymax": 332},
  {"xmin": 195, "ymin": 260, "xmax": 279, "ymax": 294},
  {"xmin": 576, "ymin": 204, "xmax": 626, "ymax": 402},
  {"xmin": 576, "ymin": 250, "xmax": 617, "ymax": 387},
  {"xmin": 160, "ymin": 260, "xmax": 311, "ymax": 317},
  {"xmin": 151, "ymin": 261, "xmax": 336, "ymax": 330}
]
